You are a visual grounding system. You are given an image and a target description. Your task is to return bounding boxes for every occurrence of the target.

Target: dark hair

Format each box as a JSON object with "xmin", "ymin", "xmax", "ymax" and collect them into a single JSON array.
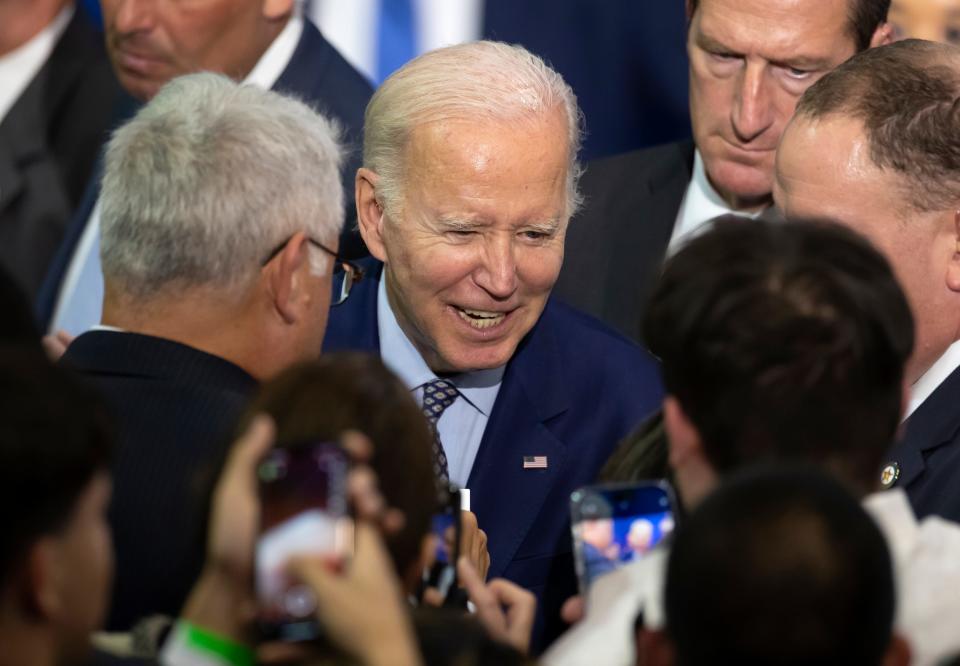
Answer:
[
  {"xmin": 665, "ymin": 466, "xmax": 895, "ymax": 665},
  {"xmin": 0, "ymin": 350, "xmax": 113, "ymax": 585},
  {"xmin": 413, "ymin": 608, "xmax": 535, "ymax": 666},
  {"xmin": 688, "ymin": 0, "xmax": 889, "ymax": 52},
  {"xmin": 796, "ymin": 39, "xmax": 960, "ymax": 211},
  {"xmin": 241, "ymin": 352, "xmax": 438, "ymax": 580},
  {"xmin": 643, "ymin": 218, "xmax": 912, "ymax": 495}
]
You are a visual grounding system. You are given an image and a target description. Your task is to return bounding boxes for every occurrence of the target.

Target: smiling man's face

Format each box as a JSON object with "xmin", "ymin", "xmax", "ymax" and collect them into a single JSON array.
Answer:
[
  {"xmin": 377, "ymin": 112, "xmax": 569, "ymax": 374},
  {"xmin": 687, "ymin": 0, "xmax": 863, "ymax": 210}
]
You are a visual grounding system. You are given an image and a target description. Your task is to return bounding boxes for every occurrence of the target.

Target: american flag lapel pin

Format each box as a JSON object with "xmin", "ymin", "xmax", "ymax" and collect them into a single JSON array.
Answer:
[{"xmin": 523, "ymin": 455, "xmax": 548, "ymax": 469}]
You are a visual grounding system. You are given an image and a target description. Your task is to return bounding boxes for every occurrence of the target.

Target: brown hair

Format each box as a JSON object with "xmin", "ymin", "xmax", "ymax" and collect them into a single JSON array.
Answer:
[
  {"xmin": 796, "ymin": 39, "xmax": 960, "ymax": 211},
  {"xmin": 241, "ymin": 352, "xmax": 438, "ymax": 582},
  {"xmin": 687, "ymin": 0, "xmax": 889, "ymax": 52}
]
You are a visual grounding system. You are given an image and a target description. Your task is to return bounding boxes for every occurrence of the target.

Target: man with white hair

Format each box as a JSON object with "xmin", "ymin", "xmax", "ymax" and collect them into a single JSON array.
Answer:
[
  {"xmin": 323, "ymin": 41, "xmax": 663, "ymax": 647},
  {"xmin": 60, "ymin": 72, "xmax": 346, "ymax": 631}
]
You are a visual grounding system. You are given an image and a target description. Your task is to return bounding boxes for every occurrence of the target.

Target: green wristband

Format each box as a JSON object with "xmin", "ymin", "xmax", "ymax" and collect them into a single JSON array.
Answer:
[{"xmin": 181, "ymin": 622, "xmax": 255, "ymax": 666}]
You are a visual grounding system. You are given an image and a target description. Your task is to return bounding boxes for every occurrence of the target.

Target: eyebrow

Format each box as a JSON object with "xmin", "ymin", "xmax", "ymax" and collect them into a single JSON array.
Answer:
[{"xmin": 696, "ymin": 31, "xmax": 833, "ymax": 70}]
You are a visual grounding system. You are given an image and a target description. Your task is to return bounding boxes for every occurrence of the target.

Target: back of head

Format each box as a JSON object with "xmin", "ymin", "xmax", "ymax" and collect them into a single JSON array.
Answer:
[
  {"xmin": 644, "ymin": 218, "xmax": 912, "ymax": 494},
  {"xmin": 242, "ymin": 353, "xmax": 437, "ymax": 581},
  {"xmin": 0, "ymin": 349, "xmax": 113, "ymax": 588},
  {"xmin": 100, "ymin": 72, "xmax": 344, "ymax": 303},
  {"xmin": 363, "ymin": 40, "xmax": 584, "ymax": 219},
  {"xmin": 665, "ymin": 466, "xmax": 895, "ymax": 665},
  {"xmin": 796, "ymin": 38, "xmax": 960, "ymax": 212}
]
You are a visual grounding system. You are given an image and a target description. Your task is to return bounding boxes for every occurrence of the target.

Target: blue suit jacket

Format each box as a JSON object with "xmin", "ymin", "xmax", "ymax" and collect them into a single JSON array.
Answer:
[
  {"xmin": 323, "ymin": 260, "xmax": 664, "ymax": 648},
  {"xmin": 36, "ymin": 19, "xmax": 372, "ymax": 328},
  {"xmin": 889, "ymin": 365, "xmax": 960, "ymax": 522}
]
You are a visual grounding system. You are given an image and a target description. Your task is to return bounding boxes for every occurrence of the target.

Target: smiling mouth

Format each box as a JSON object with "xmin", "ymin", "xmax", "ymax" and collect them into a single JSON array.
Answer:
[{"xmin": 455, "ymin": 307, "xmax": 507, "ymax": 330}]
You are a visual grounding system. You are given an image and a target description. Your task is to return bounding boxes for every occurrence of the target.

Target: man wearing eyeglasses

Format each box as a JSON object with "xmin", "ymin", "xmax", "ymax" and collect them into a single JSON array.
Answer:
[
  {"xmin": 323, "ymin": 42, "xmax": 663, "ymax": 651},
  {"xmin": 58, "ymin": 73, "xmax": 344, "ymax": 631}
]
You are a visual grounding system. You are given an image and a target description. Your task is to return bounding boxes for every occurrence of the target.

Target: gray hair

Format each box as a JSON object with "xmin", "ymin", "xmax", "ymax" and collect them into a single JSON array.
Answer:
[
  {"xmin": 100, "ymin": 72, "xmax": 344, "ymax": 300},
  {"xmin": 363, "ymin": 40, "xmax": 584, "ymax": 220}
]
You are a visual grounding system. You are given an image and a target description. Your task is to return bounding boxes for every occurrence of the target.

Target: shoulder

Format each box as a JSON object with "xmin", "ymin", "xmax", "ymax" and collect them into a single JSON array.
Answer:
[
  {"xmin": 581, "ymin": 139, "xmax": 695, "ymax": 193},
  {"xmin": 541, "ymin": 298, "xmax": 657, "ymax": 370}
]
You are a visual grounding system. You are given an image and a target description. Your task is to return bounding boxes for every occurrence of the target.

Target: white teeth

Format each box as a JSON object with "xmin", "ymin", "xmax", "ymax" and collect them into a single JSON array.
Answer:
[{"xmin": 456, "ymin": 308, "xmax": 506, "ymax": 329}]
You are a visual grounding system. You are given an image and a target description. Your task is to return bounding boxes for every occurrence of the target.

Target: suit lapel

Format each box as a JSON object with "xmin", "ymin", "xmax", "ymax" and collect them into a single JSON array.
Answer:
[
  {"xmin": 467, "ymin": 305, "xmax": 570, "ymax": 578},
  {"xmin": 605, "ymin": 141, "xmax": 694, "ymax": 339},
  {"xmin": 890, "ymin": 364, "xmax": 960, "ymax": 488}
]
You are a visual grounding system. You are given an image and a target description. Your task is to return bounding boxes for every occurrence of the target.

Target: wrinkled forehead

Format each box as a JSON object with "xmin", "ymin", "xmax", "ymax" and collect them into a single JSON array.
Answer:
[{"xmin": 692, "ymin": 0, "xmax": 857, "ymax": 61}]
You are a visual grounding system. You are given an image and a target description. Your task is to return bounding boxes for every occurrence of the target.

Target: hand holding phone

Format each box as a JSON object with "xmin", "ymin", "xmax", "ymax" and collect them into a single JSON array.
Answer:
[
  {"xmin": 570, "ymin": 482, "xmax": 677, "ymax": 594},
  {"xmin": 256, "ymin": 442, "xmax": 353, "ymax": 642}
]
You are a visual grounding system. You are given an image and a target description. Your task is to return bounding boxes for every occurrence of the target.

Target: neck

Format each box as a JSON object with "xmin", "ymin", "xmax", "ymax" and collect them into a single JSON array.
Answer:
[
  {"xmin": 0, "ymin": 615, "xmax": 58, "ymax": 666},
  {"xmin": 0, "ymin": 0, "xmax": 68, "ymax": 56},
  {"xmin": 102, "ymin": 286, "xmax": 275, "ymax": 381}
]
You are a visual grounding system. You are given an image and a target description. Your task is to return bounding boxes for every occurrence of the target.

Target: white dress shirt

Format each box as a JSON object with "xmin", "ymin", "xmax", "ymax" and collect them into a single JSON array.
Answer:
[
  {"xmin": 669, "ymin": 150, "xmax": 766, "ymax": 254},
  {"xmin": 377, "ymin": 275, "xmax": 504, "ymax": 489},
  {"xmin": 308, "ymin": 0, "xmax": 483, "ymax": 83},
  {"xmin": 0, "ymin": 4, "xmax": 73, "ymax": 124},
  {"xmin": 905, "ymin": 340, "xmax": 960, "ymax": 419},
  {"xmin": 49, "ymin": 14, "xmax": 304, "ymax": 336}
]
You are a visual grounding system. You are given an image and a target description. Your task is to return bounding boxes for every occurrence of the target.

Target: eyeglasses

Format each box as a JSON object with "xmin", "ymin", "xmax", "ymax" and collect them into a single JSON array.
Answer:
[{"xmin": 261, "ymin": 236, "xmax": 364, "ymax": 306}]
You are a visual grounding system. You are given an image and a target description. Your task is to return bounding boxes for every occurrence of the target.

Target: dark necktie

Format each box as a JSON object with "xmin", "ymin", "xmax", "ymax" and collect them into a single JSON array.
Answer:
[{"xmin": 421, "ymin": 378, "xmax": 459, "ymax": 486}]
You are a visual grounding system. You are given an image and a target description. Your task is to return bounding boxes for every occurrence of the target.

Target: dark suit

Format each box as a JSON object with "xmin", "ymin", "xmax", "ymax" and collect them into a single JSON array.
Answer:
[
  {"xmin": 0, "ymin": 5, "xmax": 119, "ymax": 301},
  {"xmin": 61, "ymin": 331, "xmax": 257, "ymax": 631},
  {"xmin": 889, "ymin": 365, "xmax": 960, "ymax": 523},
  {"xmin": 36, "ymin": 19, "xmax": 372, "ymax": 328},
  {"xmin": 323, "ymin": 260, "xmax": 663, "ymax": 649},
  {"xmin": 553, "ymin": 140, "xmax": 694, "ymax": 342}
]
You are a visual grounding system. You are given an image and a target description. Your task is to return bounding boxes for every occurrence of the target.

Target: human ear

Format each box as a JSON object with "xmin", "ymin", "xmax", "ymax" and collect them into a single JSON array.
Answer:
[
  {"xmin": 869, "ymin": 22, "xmax": 894, "ymax": 48},
  {"xmin": 356, "ymin": 169, "xmax": 389, "ymax": 263},
  {"xmin": 266, "ymin": 232, "xmax": 310, "ymax": 324},
  {"xmin": 945, "ymin": 210, "xmax": 960, "ymax": 294},
  {"xmin": 663, "ymin": 397, "xmax": 703, "ymax": 469}
]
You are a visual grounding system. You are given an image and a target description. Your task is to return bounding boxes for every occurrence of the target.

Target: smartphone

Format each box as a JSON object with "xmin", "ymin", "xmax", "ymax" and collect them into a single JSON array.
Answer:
[
  {"xmin": 420, "ymin": 487, "xmax": 464, "ymax": 606},
  {"xmin": 255, "ymin": 442, "xmax": 353, "ymax": 642},
  {"xmin": 570, "ymin": 481, "xmax": 676, "ymax": 594}
]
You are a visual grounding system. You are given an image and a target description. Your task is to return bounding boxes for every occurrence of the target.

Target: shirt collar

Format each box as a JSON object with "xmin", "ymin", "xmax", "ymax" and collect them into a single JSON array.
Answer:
[
  {"xmin": 377, "ymin": 274, "xmax": 504, "ymax": 416},
  {"xmin": 243, "ymin": 12, "xmax": 304, "ymax": 89},
  {"xmin": 905, "ymin": 340, "xmax": 960, "ymax": 419},
  {"xmin": 670, "ymin": 151, "xmax": 766, "ymax": 251}
]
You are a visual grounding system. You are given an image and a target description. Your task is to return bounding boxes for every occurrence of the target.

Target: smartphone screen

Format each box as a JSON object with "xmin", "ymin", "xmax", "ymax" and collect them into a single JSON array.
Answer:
[
  {"xmin": 256, "ymin": 442, "xmax": 352, "ymax": 642},
  {"xmin": 421, "ymin": 488, "xmax": 462, "ymax": 606},
  {"xmin": 571, "ymin": 482, "xmax": 676, "ymax": 593}
]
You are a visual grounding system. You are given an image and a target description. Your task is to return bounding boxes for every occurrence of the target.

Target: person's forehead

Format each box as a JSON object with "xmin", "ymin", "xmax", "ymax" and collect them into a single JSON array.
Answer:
[{"xmin": 694, "ymin": 0, "xmax": 856, "ymax": 61}]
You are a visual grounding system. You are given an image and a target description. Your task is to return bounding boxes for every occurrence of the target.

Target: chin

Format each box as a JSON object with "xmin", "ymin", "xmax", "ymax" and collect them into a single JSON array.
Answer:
[{"xmin": 708, "ymin": 161, "xmax": 774, "ymax": 206}]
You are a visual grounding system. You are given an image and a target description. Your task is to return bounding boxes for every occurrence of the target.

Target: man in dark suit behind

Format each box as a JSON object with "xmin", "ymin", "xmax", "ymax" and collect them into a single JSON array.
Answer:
[
  {"xmin": 323, "ymin": 41, "xmax": 663, "ymax": 650},
  {"xmin": 0, "ymin": 0, "xmax": 119, "ymax": 300},
  {"xmin": 553, "ymin": 0, "xmax": 893, "ymax": 342},
  {"xmin": 60, "ymin": 73, "xmax": 346, "ymax": 631},
  {"xmin": 37, "ymin": 0, "xmax": 372, "ymax": 340}
]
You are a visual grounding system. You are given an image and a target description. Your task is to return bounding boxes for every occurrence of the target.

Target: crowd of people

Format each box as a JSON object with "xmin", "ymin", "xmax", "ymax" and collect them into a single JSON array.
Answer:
[{"xmin": 3, "ymin": 0, "xmax": 960, "ymax": 665}]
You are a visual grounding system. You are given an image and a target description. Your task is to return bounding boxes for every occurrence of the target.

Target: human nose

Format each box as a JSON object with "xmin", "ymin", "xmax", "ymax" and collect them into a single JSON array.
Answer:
[
  {"xmin": 110, "ymin": 0, "xmax": 156, "ymax": 35},
  {"xmin": 732, "ymin": 61, "xmax": 774, "ymax": 143},
  {"xmin": 475, "ymin": 235, "xmax": 518, "ymax": 299}
]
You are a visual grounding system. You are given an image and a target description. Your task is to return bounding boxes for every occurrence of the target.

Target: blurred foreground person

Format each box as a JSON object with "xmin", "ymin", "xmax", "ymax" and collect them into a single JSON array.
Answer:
[
  {"xmin": 649, "ymin": 468, "xmax": 903, "ymax": 666},
  {"xmin": 324, "ymin": 40, "xmax": 663, "ymax": 646},
  {"xmin": 60, "ymin": 72, "xmax": 344, "ymax": 631},
  {"xmin": 546, "ymin": 219, "xmax": 958, "ymax": 665},
  {"xmin": 0, "ymin": 352, "xmax": 113, "ymax": 666}
]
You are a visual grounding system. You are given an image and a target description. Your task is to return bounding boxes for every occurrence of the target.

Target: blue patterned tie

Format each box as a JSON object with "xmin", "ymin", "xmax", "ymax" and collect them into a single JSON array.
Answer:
[{"xmin": 421, "ymin": 378, "xmax": 459, "ymax": 486}]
